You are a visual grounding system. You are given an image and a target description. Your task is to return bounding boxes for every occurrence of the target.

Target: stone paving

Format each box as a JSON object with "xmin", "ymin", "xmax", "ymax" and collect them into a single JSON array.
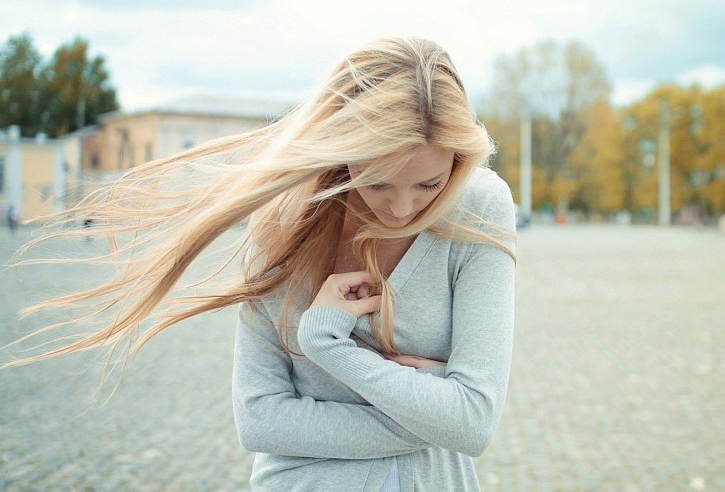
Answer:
[{"xmin": 1, "ymin": 225, "xmax": 724, "ymax": 491}]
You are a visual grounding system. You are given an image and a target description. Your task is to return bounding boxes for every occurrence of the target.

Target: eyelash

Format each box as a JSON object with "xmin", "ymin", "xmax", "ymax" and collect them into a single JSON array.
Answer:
[
  {"xmin": 421, "ymin": 181, "xmax": 444, "ymax": 191},
  {"xmin": 367, "ymin": 181, "xmax": 444, "ymax": 192}
]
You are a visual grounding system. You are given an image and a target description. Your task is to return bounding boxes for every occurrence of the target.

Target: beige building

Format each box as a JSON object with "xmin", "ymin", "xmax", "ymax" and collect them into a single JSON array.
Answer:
[
  {"xmin": 81, "ymin": 95, "xmax": 292, "ymax": 173},
  {"xmin": 0, "ymin": 126, "xmax": 75, "ymax": 223},
  {"xmin": 1, "ymin": 96, "xmax": 291, "ymax": 223}
]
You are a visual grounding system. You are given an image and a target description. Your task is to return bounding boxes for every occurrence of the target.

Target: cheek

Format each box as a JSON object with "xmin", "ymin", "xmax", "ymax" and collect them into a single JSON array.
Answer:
[
  {"xmin": 354, "ymin": 188, "xmax": 378, "ymax": 211},
  {"xmin": 418, "ymin": 189, "xmax": 444, "ymax": 209}
]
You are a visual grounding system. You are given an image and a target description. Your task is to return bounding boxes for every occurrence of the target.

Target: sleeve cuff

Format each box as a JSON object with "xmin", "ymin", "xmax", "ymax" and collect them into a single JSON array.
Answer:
[{"xmin": 298, "ymin": 306, "xmax": 358, "ymax": 352}]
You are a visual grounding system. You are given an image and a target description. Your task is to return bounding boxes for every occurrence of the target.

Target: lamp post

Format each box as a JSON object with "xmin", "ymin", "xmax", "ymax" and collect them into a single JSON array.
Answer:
[
  {"xmin": 6, "ymin": 125, "xmax": 22, "ymax": 219},
  {"xmin": 519, "ymin": 108, "xmax": 532, "ymax": 220},
  {"xmin": 657, "ymin": 100, "xmax": 671, "ymax": 226}
]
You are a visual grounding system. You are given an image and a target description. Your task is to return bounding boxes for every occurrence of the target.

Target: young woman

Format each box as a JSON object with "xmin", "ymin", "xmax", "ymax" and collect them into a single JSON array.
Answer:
[{"xmin": 9, "ymin": 37, "xmax": 516, "ymax": 491}]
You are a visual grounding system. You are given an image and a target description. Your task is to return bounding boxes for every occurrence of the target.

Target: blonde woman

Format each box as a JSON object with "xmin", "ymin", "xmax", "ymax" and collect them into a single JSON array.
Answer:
[{"xmin": 9, "ymin": 37, "xmax": 516, "ymax": 491}]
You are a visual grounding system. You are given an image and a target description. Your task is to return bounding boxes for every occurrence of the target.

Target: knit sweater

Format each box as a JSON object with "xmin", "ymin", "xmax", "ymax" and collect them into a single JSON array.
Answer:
[{"xmin": 233, "ymin": 167, "xmax": 516, "ymax": 492}]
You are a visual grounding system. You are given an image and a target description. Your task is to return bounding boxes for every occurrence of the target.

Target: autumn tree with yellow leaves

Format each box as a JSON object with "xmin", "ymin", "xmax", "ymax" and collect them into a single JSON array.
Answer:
[
  {"xmin": 484, "ymin": 39, "xmax": 725, "ymax": 221},
  {"xmin": 621, "ymin": 85, "xmax": 725, "ymax": 220}
]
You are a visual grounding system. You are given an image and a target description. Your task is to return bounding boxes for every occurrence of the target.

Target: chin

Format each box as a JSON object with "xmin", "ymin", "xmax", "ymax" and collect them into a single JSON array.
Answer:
[{"xmin": 382, "ymin": 221, "xmax": 409, "ymax": 229}]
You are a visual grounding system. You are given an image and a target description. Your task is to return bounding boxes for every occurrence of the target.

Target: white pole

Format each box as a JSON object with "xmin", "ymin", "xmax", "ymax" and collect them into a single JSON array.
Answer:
[
  {"xmin": 658, "ymin": 101, "xmax": 671, "ymax": 226},
  {"xmin": 53, "ymin": 140, "xmax": 65, "ymax": 213},
  {"xmin": 7, "ymin": 125, "xmax": 23, "ymax": 218},
  {"xmin": 520, "ymin": 110, "xmax": 532, "ymax": 218}
]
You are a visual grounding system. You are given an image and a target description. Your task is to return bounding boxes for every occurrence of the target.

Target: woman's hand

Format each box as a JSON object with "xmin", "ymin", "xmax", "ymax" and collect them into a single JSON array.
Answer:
[
  {"xmin": 310, "ymin": 271, "xmax": 382, "ymax": 318},
  {"xmin": 385, "ymin": 354, "xmax": 446, "ymax": 369}
]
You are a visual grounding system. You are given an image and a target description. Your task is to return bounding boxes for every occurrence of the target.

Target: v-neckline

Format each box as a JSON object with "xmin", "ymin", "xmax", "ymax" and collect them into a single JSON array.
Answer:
[
  {"xmin": 352, "ymin": 230, "xmax": 436, "ymax": 334},
  {"xmin": 386, "ymin": 230, "xmax": 436, "ymax": 292}
]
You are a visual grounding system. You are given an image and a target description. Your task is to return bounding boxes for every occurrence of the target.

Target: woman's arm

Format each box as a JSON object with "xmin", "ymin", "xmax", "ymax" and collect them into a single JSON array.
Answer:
[
  {"xmin": 298, "ymin": 182, "xmax": 516, "ymax": 457},
  {"xmin": 233, "ymin": 299, "xmax": 429, "ymax": 459}
]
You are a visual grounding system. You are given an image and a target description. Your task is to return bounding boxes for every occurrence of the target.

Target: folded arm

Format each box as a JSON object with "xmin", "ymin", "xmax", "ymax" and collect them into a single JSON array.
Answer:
[
  {"xmin": 232, "ymin": 300, "xmax": 429, "ymax": 459},
  {"xmin": 298, "ymin": 183, "xmax": 516, "ymax": 457}
]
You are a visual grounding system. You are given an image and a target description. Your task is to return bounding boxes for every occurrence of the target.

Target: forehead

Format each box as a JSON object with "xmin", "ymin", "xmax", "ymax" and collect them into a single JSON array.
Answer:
[{"xmin": 407, "ymin": 145, "xmax": 455, "ymax": 169}]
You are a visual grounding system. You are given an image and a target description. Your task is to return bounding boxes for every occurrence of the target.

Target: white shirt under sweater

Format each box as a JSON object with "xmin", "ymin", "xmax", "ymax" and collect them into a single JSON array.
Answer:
[
  {"xmin": 380, "ymin": 457, "xmax": 400, "ymax": 491},
  {"xmin": 233, "ymin": 167, "xmax": 516, "ymax": 492}
]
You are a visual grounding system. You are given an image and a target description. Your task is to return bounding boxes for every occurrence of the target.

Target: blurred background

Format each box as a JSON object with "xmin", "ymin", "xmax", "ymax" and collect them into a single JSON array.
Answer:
[
  {"xmin": 1, "ymin": 0, "xmax": 724, "ymax": 226},
  {"xmin": 1, "ymin": 1, "xmax": 724, "ymax": 491}
]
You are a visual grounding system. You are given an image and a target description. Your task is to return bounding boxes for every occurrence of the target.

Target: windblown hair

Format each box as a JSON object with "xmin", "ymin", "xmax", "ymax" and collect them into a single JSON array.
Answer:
[{"xmin": 6, "ymin": 37, "xmax": 514, "ymax": 366}]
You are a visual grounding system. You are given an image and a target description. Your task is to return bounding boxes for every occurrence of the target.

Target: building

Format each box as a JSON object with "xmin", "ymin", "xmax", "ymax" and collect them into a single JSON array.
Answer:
[
  {"xmin": 0, "ymin": 126, "xmax": 71, "ymax": 223},
  {"xmin": 1, "ymin": 95, "xmax": 292, "ymax": 223},
  {"xmin": 81, "ymin": 95, "xmax": 292, "ymax": 173}
]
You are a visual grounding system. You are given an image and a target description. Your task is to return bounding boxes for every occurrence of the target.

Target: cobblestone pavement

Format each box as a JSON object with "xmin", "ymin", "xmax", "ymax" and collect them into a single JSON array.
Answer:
[{"xmin": 1, "ymin": 225, "xmax": 724, "ymax": 491}]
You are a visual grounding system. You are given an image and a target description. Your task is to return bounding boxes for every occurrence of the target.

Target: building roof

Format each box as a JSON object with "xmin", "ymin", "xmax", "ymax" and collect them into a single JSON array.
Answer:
[{"xmin": 100, "ymin": 94, "xmax": 297, "ymax": 122}]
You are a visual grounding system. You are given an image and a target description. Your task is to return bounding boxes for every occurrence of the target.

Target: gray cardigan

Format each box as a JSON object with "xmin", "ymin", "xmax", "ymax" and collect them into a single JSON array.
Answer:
[{"xmin": 233, "ymin": 167, "xmax": 516, "ymax": 491}]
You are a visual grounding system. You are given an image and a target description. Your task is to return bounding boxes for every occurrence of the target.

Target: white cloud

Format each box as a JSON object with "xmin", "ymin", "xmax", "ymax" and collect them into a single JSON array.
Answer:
[
  {"xmin": 1, "ymin": 0, "xmax": 723, "ymax": 110},
  {"xmin": 677, "ymin": 65, "xmax": 725, "ymax": 89},
  {"xmin": 612, "ymin": 79, "xmax": 658, "ymax": 107}
]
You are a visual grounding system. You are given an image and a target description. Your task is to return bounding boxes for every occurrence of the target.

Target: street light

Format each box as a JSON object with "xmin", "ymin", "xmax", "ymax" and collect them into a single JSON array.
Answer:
[
  {"xmin": 656, "ymin": 101, "xmax": 703, "ymax": 226},
  {"xmin": 657, "ymin": 100, "xmax": 671, "ymax": 226},
  {"xmin": 519, "ymin": 108, "xmax": 532, "ymax": 220}
]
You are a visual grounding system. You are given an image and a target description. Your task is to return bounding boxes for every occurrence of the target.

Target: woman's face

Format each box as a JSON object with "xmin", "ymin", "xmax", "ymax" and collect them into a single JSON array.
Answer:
[{"xmin": 348, "ymin": 145, "xmax": 455, "ymax": 228}]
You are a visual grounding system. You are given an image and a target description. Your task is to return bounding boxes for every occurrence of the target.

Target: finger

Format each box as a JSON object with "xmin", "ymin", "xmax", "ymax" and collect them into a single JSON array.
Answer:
[
  {"xmin": 357, "ymin": 283, "xmax": 371, "ymax": 298},
  {"xmin": 387, "ymin": 355, "xmax": 420, "ymax": 367},
  {"xmin": 330, "ymin": 271, "xmax": 377, "ymax": 292},
  {"xmin": 348, "ymin": 294, "xmax": 381, "ymax": 317},
  {"xmin": 386, "ymin": 354, "xmax": 446, "ymax": 368}
]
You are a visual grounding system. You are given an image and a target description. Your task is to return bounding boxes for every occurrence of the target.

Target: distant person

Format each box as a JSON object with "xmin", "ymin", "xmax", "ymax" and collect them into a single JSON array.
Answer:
[
  {"xmin": 82, "ymin": 218, "xmax": 94, "ymax": 241},
  {"xmin": 6, "ymin": 205, "xmax": 19, "ymax": 234},
  {"xmin": 8, "ymin": 38, "xmax": 516, "ymax": 491}
]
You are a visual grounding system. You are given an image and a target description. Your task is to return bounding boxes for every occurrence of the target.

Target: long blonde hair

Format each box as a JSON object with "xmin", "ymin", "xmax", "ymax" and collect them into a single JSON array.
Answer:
[{"xmin": 6, "ymin": 37, "xmax": 514, "ymax": 365}]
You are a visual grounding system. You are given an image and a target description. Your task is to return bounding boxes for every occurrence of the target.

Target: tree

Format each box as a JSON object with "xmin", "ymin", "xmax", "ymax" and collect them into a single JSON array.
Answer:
[
  {"xmin": 694, "ymin": 86, "xmax": 725, "ymax": 215},
  {"xmin": 566, "ymin": 101, "xmax": 626, "ymax": 215},
  {"xmin": 486, "ymin": 40, "xmax": 611, "ymax": 209},
  {"xmin": 0, "ymin": 34, "xmax": 119, "ymax": 138},
  {"xmin": 38, "ymin": 37, "xmax": 119, "ymax": 137},
  {"xmin": 619, "ymin": 85, "xmax": 723, "ymax": 219},
  {"xmin": 0, "ymin": 33, "xmax": 43, "ymax": 136}
]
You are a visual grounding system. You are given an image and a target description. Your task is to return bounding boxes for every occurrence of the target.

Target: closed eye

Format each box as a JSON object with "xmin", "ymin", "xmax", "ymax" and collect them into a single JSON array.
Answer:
[
  {"xmin": 420, "ymin": 181, "xmax": 444, "ymax": 192},
  {"xmin": 367, "ymin": 180, "xmax": 445, "ymax": 192}
]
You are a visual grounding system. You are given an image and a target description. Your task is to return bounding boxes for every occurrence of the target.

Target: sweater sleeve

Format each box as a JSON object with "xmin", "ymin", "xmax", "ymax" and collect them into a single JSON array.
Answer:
[
  {"xmin": 232, "ymin": 299, "xmax": 429, "ymax": 459},
  {"xmin": 297, "ymin": 177, "xmax": 516, "ymax": 457}
]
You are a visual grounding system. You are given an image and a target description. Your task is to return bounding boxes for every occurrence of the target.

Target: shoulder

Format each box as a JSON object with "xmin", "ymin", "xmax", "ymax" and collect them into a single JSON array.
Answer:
[{"xmin": 456, "ymin": 167, "xmax": 516, "ymax": 230}]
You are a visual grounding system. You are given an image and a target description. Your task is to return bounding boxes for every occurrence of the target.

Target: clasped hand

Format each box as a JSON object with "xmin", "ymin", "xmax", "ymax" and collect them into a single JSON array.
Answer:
[
  {"xmin": 309, "ymin": 271, "xmax": 445, "ymax": 369},
  {"xmin": 309, "ymin": 270, "xmax": 381, "ymax": 317}
]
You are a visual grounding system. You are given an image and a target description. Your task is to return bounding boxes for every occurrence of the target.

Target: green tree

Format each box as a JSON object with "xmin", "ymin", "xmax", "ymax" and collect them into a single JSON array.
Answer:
[
  {"xmin": 38, "ymin": 37, "xmax": 119, "ymax": 137},
  {"xmin": 0, "ymin": 33, "xmax": 43, "ymax": 136}
]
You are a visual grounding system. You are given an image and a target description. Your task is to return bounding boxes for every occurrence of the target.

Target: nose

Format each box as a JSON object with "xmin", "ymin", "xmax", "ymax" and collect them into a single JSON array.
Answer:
[{"xmin": 387, "ymin": 192, "xmax": 414, "ymax": 218}]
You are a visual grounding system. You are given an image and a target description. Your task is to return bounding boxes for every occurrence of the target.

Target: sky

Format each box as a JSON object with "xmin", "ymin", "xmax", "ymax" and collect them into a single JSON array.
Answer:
[{"xmin": 2, "ymin": 0, "xmax": 725, "ymax": 112}]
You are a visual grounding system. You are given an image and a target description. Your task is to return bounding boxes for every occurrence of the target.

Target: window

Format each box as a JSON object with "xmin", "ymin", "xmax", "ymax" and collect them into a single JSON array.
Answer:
[
  {"xmin": 0, "ymin": 155, "xmax": 5, "ymax": 192},
  {"xmin": 40, "ymin": 185, "xmax": 51, "ymax": 202},
  {"xmin": 90, "ymin": 153, "xmax": 100, "ymax": 169},
  {"xmin": 145, "ymin": 142, "xmax": 153, "ymax": 162}
]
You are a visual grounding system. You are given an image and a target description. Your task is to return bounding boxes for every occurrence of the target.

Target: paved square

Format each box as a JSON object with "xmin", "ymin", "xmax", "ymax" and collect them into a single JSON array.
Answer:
[{"xmin": 1, "ymin": 225, "xmax": 723, "ymax": 491}]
